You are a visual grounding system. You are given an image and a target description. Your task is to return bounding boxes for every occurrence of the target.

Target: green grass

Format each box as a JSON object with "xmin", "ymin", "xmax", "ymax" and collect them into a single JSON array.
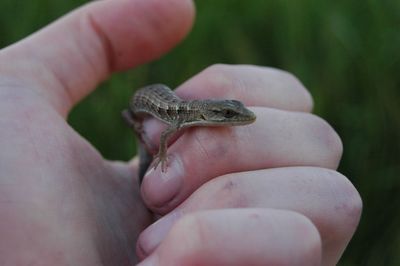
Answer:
[{"xmin": 1, "ymin": 0, "xmax": 399, "ymax": 265}]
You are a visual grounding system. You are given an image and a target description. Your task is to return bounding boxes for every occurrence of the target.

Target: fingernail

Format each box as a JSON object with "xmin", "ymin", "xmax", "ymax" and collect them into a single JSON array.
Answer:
[
  {"xmin": 138, "ymin": 211, "xmax": 181, "ymax": 256},
  {"xmin": 142, "ymin": 154, "xmax": 184, "ymax": 208}
]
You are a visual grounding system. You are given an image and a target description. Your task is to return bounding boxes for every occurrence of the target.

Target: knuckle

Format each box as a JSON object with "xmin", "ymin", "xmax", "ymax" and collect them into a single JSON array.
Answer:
[
  {"xmin": 272, "ymin": 68, "xmax": 303, "ymax": 86},
  {"xmin": 327, "ymin": 171, "xmax": 363, "ymax": 237},
  {"xmin": 204, "ymin": 63, "xmax": 231, "ymax": 74},
  {"xmin": 275, "ymin": 69, "xmax": 314, "ymax": 112},
  {"xmin": 277, "ymin": 69, "xmax": 303, "ymax": 86},
  {"xmin": 307, "ymin": 114, "xmax": 343, "ymax": 168},
  {"xmin": 201, "ymin": 64, "xmax": 232, "ymax": 82},
  {"xmin": 196, "ymin": 64, "xmax": 234, "ymax": 95}
]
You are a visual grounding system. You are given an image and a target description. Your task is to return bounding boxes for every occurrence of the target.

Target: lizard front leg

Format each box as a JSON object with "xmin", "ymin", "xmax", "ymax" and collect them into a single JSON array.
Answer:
[{"xmin": 153, "ymin": 123, "xmax": 180, "ymax": 172}]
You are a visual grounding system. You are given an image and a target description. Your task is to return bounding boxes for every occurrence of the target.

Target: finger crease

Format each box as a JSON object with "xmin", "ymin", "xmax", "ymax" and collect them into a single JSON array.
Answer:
[
  {"xmin": 192, "ymin": 132, "xmax": 211, "ymax": 161},
  {"xmin": 86, "ymin": 12, "xmax": 114, "ymax": 74}
]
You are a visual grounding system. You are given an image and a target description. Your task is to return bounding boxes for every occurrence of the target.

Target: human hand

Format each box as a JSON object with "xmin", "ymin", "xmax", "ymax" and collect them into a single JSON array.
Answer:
[
  {"xmin": 0, "ymin": 0, "xmax": 362, "ymax": 264},
  {"xmin": 0, "ymin": 0, "xmax": 194, "ymax": 265},
  {"xmin": 136, "ymin": 65, "xmax": 363, "ymax": 266}
]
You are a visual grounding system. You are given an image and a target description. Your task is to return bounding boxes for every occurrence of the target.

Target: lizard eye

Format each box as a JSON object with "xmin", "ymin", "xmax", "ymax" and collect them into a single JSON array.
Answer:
[{"xmin": 223, "ymin": 110, "xmax": 237, "ymax": 118}]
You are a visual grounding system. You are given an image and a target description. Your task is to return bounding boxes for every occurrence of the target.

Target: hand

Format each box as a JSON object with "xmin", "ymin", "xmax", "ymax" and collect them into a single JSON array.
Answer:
[
  {"xmin": 136, "ymin": 65, "xmax": 362, "ymax": 265},
  {"xmin": 0, "ymin": 0, "xmax": 194, "ymax": 265}
]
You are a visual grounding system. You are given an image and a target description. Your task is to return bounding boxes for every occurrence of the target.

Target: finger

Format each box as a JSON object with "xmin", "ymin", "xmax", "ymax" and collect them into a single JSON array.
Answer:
[
  {"xmin": 183, "ymin": 167, "xmax": 361, "ymax": 266},
  {"xmin": 137, "ymin": 209, "xmax": 322, "ymax": 266},
  {"xmin": 139, "ymin": 167, "xmax": 361, "ymax": 265},
  {"xmin": 139, "ymin": 64, "xmax": 313, "ymax": 155},
  {"xmin": 141, "ymin": 107, "xmax": 343, "ymax": 211},
  {"xmin": 176, "ymin": 64, "xmax": 314, "ymax": 112},
  {"xmin": 0, "ymin": 0, "xmax": 194, "ymax": 116}
]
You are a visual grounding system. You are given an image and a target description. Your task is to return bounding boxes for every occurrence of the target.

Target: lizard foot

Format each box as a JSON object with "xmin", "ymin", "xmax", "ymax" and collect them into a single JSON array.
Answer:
[{"xmin": 152, "ymin": 152, "xmax": 170, "ymax": 173}]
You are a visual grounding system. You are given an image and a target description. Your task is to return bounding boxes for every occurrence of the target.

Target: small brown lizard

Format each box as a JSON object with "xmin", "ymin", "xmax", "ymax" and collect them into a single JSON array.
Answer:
[{"xmin": 122, "ymin": 84, "xmax": 256, "ymax": 184}]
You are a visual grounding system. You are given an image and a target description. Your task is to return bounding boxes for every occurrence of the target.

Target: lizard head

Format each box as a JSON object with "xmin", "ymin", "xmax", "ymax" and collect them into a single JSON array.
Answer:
[{"xmin": 199, "ymin": 100, "xmax": 256, "ymax": 126}]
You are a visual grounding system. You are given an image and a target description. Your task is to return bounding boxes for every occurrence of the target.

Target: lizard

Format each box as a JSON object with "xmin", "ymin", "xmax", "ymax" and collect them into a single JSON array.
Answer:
[{"xmin": 122, "ymin": 84, "xmax": 256, "ymax": 184}]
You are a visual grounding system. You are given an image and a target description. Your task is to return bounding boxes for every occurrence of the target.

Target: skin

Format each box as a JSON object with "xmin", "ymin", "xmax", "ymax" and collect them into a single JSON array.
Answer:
[{"xmin": 0, "ymin": 0, "xmax": 361, "ymax": 265}]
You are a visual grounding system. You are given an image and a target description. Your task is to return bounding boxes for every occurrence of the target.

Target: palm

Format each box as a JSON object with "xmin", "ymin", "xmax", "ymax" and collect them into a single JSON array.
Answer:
[
  {"xmin": 0, "ymin": 85, "xmax": 151, "ymax": 264},
  {"xmin": 0, "ymin": 0, "xmax": 193, "ymax": 263}
]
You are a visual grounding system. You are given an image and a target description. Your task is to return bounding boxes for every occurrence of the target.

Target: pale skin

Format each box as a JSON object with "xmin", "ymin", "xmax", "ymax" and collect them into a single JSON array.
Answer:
[{"xmin": 0, "ymin": 0, "xmax": 362, "ymax": 265}]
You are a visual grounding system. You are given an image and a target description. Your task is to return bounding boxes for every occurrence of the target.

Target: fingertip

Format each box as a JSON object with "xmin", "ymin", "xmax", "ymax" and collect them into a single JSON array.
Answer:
[
  {"xmin": 141, "ymin": 153, "xmax": 184, "ymax": 212},
  {"xmin": 90, "ymin": 0, "xmax": 196, "ymax": 71}
]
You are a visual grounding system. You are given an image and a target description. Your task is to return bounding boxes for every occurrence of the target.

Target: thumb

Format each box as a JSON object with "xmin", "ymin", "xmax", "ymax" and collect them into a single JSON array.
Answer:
[{"xmin": 0, "ymin": 0, "xmax": 194, "ymax": 116}]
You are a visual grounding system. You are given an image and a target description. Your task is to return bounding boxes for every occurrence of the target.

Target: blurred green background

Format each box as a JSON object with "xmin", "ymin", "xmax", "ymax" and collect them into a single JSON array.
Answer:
[{"xmin": 1, "ymin": 0, "xmax": 399, "ymax": 265}]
